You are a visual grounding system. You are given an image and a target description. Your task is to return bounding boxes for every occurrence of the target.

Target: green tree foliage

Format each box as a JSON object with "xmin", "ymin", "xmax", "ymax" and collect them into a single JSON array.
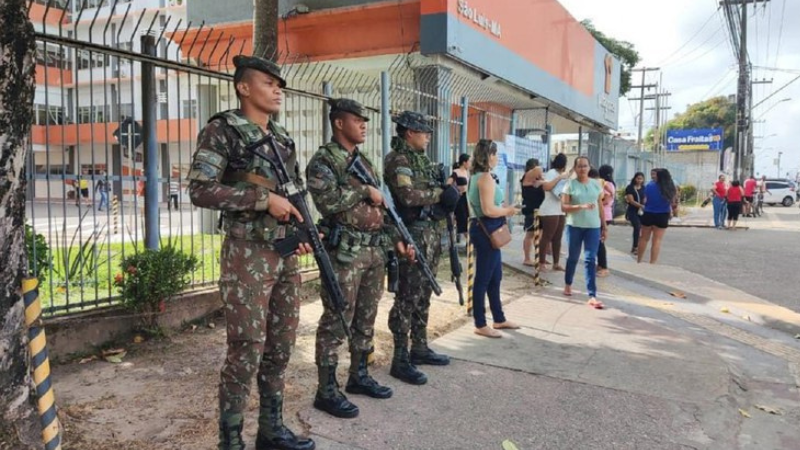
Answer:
[
  {"xmin": 581, "ymin": 19, "xmax": 640, "ymax": 96},
  {"xmin": 646, "ymin": 96, "xmax": 736, "ymax": 150}
]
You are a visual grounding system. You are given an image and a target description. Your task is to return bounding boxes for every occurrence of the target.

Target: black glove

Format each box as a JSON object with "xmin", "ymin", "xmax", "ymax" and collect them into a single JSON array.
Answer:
[{"xmin": 439, "ymin": 185, "xmax": 460, "ymax": 212}]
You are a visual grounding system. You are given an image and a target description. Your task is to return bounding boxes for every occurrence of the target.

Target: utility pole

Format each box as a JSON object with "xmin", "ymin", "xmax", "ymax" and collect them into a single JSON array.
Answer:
[
  {"xmin": 253, "ymin": 0, "xmax": 279, "ymax": 58},
  {"xmin": 645, "ymin": 91, "xmax": 672, "ymax": 153},
  {"xmin": 777, "ymin": 151, "xmax": 782, "ymax": 178},
  {"xmin": 723, "ymin": 0, "xmax": 770, "ymax": 180},
  {"xmin": 631, "ymin": 67, "xmax": 660, "ymax": 151}
]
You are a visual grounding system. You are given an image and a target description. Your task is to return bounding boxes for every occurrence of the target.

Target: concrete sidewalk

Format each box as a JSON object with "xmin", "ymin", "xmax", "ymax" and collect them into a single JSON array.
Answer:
[{"xmin": 296, "ymin": 231, "xmax": 800, "ymax": 450}]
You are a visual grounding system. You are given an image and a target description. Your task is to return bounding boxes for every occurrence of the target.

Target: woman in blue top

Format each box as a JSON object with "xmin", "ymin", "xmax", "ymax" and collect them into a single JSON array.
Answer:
[
  {"xmin": 561, "ymin": 156, "xmax": 607, "ymax": 309},
  {"xmin": 637, "ymin": 168, "xmax": 677, "ymax": 264},
  {"xmin": 468, "ymin": 139, "xmax": 520, "ymax": 338}
]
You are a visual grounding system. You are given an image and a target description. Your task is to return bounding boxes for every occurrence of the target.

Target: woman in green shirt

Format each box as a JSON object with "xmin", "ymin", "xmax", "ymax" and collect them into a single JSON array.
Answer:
[
  {"xmin": 561, "ymin": 156, "xmax": 607, "ymax": 309},
  {"xmin": 468, "ymin": 139, "xmax": 520, "ymax": 338}
]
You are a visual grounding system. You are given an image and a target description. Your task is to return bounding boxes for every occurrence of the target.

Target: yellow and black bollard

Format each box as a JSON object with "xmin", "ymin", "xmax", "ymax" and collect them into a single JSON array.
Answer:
[
  {"xmin": 22, "ymin": 277, "xmax": 62, "ymax": 450},
  {"xmin": 466, "ymin": 232, "xmax": 474, "ymax": 317},
  {"xmin": 532, "ymin": 209, "xmax": 550, "ymax": 287}
]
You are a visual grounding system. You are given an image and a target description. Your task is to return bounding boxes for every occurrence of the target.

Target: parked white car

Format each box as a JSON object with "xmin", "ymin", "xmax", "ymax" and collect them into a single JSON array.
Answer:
[{"xmin": 762, "ymin": 179, "xmax": 796, "ymax": 207}]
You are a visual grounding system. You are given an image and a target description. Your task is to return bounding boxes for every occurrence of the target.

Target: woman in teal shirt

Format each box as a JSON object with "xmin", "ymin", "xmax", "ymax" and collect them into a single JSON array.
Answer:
[
  {"xmin": 468, "ymin": 139, "xmax": 520, "ymax": 338},
  {"xmin": 561, "ymin": 156, "xmax": 607, "ymax": 309}
]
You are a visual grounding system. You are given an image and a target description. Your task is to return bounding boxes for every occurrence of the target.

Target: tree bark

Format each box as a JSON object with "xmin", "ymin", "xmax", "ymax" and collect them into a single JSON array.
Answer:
[
  {"xmin": 0, "ymin": 0, "xmax": 39, "ymax": 448},
  {"xmin": 252, "ymin": 0, "xmax": 279, "ymax": 60}
]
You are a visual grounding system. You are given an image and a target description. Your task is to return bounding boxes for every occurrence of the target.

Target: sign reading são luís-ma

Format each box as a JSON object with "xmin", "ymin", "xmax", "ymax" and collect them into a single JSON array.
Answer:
[{"xmin": 666, "ymin": 128, "xmax": 724, "ymax": 151}]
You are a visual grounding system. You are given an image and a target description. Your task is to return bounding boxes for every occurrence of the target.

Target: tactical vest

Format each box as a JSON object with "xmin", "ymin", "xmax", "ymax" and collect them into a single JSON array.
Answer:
[
  {"xmin": 212, "ymin": 110, "xmax": 298, "ymax": 242},
  {"xmin": 389, "ymin": 138, "xmax": 440, "ymax": 223},
  {"xmin": 317, "ymin": 142, "xmax": 380, "ymax": 226}
]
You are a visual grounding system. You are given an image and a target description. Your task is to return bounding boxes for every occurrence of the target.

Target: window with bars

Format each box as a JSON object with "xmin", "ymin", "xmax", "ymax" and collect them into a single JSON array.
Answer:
[
  {"xmin": 77, "ymin": 106, "xmax": 109, "ymax": 124},
  {"xmin": 182, "ymin": 99, "xmax": 198, "ymax": 119},
  {"xmin": 33, "ymin": 104, "xmax": 65, "ymax": 125}
]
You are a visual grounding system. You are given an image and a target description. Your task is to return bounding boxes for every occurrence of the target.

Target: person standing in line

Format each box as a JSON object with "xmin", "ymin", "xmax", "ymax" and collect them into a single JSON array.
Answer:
[
  {"xmin": 384, "ymin": 111, "xmax": 460, "ymax": 385},
  {"xmin": 743, "ymin": 175, "xmax": 757, "ymax": 217},
  {"xmin": 168, "ymin": 176, "xmax": 180, "ymax": 211},
  {"xmin": 637, "ymin": 168, "xmax": 677, "ymax": 264},
  {"xmin": 187, "ymin": 55, "xmax": 315, "ymax": 450},
  {"xmin": 468, "ymin": 139, "xmax": 520, "ymax": 337},
  {"xmin": 306, "ymin": 99, "xmax": 414, "ymax": 419},
  {"xmin": 561, "ymin": 156, "xmax": 606, "ymax": 309},
  {"xmin": 726, "ymin": 179, "xmax": 745, "ymax": 230},
  {"xmin": 95, "ymin": 171, "xmax": 110, "ymax": 211},
  {"xmin": 624, "ymin": 172, "xmax": 645, "ymax": 255},
  {"xmin": 520, "ymin": 158, "xmax": 544, "ymax": 266},
  {"xmin": 596, "ymin": 165, "xmax": 616, "ymax": 277},
  {"xmin": 538, "ymin": 153, "xmax": 571, "ymax": 272},
  {"xmin": 452, "ymin": 153, "xmax": 471, "ymax": 244},
  {"xmin": 712, "ymin": 174, "xmax": 728, "ymax": 229}
]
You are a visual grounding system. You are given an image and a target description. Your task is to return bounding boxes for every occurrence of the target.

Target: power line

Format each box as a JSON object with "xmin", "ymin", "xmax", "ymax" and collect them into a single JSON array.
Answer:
[
  {"xmin": 654, "ymin": 8, "xmax": 720, "ymax": 66},
  {"xmin": 664, "ymin": 34, "xmax": 728, "ymax": 69},
  {"xmin": 773, "ymin": 0, "xmax": 786, "ymax": 67},
  {"xmin": 702, "ymin": 70, "xmax": 736, "ymax": 99}
]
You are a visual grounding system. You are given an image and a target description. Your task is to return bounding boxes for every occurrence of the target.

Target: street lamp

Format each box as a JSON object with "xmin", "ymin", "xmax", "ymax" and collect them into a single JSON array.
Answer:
[
  {"xmin": 776, "ymin": 151, "xmax": 783, "ymax": 178},
  {"xmin": 756, "ymin": 98, "xmax": 792, "ymax": 120}
]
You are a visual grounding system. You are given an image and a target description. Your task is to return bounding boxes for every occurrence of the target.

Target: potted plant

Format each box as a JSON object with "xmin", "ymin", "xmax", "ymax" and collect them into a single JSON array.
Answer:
[{"xmin": 114, "ymin": 245, "xmax": 198, "ymax": 334}]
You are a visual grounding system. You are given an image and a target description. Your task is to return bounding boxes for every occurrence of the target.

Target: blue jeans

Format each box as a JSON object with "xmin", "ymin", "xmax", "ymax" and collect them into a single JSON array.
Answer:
[
  {"xmin": 565, "ymin": 226, "xmax": 601, "ymax": 298},
  {"xmin": 712, "ymin": 197, "xmax": 726, "ymax": 228},
  {"xmin": 469, "ymin": 220, "xmax": 507, "ymax": 328},
  {"xmin": 98, "ymin": 191, "xmax": 109, "ymax": 210}
]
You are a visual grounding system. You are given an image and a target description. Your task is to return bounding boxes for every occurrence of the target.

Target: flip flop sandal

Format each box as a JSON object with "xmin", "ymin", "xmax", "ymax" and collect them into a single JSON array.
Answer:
[{"xmin": 588, "ymin": 300, "xmax": 604, "ymax": 309}]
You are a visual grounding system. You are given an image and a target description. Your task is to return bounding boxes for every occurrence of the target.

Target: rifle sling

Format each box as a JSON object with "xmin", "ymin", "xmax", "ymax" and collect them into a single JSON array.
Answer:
[{"xmin": 223, "ymin": 172, "xmax": 277, "ymax": 192}]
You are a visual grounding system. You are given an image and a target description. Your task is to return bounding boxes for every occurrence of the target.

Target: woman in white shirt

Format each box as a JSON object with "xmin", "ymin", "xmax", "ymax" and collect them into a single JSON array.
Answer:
[{"xmin": 537, "ymin": 153, "xmax": 572, "ymax": 271}]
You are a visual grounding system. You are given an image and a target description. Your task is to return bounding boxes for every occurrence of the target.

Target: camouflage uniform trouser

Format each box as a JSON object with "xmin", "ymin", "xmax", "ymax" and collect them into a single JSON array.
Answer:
[
  {"xmin": 218, "ymin": 237, "xmax": 301, "ymax": 414},
  {"xmin": 388, "ymin": 222, "xmax": 442, "ymax": 347},
  {"xmin": 316, "ymin": 245, "xmax": 386, "ymax": 367}
]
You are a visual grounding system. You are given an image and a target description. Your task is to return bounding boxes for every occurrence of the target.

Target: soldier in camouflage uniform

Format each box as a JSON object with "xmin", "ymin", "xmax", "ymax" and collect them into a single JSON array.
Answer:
[
  {"xmin": 187, "ymin": 55, "xmax": 315, "ymax": 450},
  {"xmin": 384, "ymin": 111, "xmax": 461, "ymax": 385},
  {"xmin": 306, "ymin": 98, "xmax": 414, "ymax": 418}
]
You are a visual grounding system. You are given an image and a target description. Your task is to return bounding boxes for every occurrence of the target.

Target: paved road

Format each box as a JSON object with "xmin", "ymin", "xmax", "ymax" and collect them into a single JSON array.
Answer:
[{"xmin": 606, "ymin": 205, "xmax": 800, "ymax": 314}]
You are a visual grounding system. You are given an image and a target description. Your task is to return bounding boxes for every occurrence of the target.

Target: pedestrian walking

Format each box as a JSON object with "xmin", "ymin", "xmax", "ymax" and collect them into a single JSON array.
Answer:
[
  {"xmin": 538, "ymin": 153, "xmax": 571, "ymax": 272},
  {"xmin": 561, "ymin": 156, "xmax": 606, "ymax": 309},
  {"xmin": 307, "ymin": 98, "xmax": 413, "ymax": 419},
  {"xmin": 743, "ymin": 175, "xmax": 757, "ymax": 217},
  {"xmin": 76, "ymin": 170, "xmax": 90, "ymax": 206},
  {"xmin": 95, "ymin": 171, "xmax": 110, "ymax": 211},
  {"xmin": 596, "ymin": 165, "xmax": 615, "ymax": 278},
  {"xmin": 468, "ymin": 139, "xmax": 521, "ymax": 338},
  {"xmin": 712, "ymin": 174, "xmax": 728, "ymax": 229},
  {"xmin": 637, "ymin": 168, "xmax": 677, "ymax": 265},
  {"xmin": 384, "ymin": 110, "xmax": 460, "ymax": 385},
  {"xmin": 187, "ymin": 55, "xmax": 314, "ymax": 450},
  {"xmin": 726, "ymin": 180, "xmax": 745, "ymax": 229},
  {"xmin": 520, "ymin": 158, "xmax": 544, "ymax": 266},
  {"xmin": 168, "ymin": 177, "xmax": 180, "ymax": 211},
  {"xmin": 624, "ymin": 172, "xmax": 645, "ymax": 254}
]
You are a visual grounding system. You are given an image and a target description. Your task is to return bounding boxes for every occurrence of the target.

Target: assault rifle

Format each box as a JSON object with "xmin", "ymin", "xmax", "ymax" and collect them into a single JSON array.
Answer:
[
  {"xmin": 347, "ymin": 154, "xmax": 443, "ymax": 296},
  {"xmin": 245, "ymin": 135, "xmax": 351, "ymax": 340},
  {"xmin": 436, "ymin": 165, "xmax": 465, "ymax": 306}
]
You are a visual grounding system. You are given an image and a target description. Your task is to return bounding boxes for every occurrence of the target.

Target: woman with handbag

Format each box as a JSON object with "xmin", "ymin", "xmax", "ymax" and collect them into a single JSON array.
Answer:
[
  {"xmin": 561, "ymin": 156, "xmax": 607, "ymax": 309},
  {"xmin": 624, "ymin": 172, "xmax": 645, "ymax": 254},
  {"xmin": 468, "ymin": 139, "xmax": 520, "ymax": 338}
]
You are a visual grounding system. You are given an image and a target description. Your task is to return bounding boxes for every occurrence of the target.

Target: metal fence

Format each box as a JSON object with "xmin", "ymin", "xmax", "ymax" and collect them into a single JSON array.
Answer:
[{"xmin": 26, "ymin": 1, "xmax": 687, "ymax": 317}]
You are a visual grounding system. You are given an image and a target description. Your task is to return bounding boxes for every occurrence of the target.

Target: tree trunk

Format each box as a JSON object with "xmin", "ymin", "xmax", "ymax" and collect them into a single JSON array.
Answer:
[
  {"xmin": 252, "ymin": 0, "xmax": 279, "ymax": 60},
  {"xmin": 0, "ymin": 0, "xmax": 39, "ymax": 448}
]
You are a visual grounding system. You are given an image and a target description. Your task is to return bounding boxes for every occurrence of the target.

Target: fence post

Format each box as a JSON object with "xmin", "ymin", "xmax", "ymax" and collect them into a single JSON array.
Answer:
[
  {"xmin": 141, "ymin": 34, "xmax": 159, "ymax": 250},
  {"xmin": 322, "ymin": 81, "xmax": 332, "ymax": 142},
  {"xmin": 459, "ymin": 96, "xmax": 468, "ymax": 156},
  {"xmin": 381, "ymin": 71, "xmax": 391, "ymax": 156}
]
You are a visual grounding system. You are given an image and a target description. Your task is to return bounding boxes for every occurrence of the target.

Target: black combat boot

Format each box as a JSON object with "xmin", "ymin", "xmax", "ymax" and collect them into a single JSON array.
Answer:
[
  {"xmin": 389, "ymin": 336, "xmax": 428, "ymax": 385},
  {"xmin": 256, "ymin": 393, "xmax": 315, "ymax": 450},
  {"xmin": 345, "ymin": 351, "xmax": 393, "ymax": 399},
  {"xmin": 313, "ymin": 365, "xmax": 360, "ymax": 418},
  {"xmin": 410, "ymin": 344, "xmax": 451, "ymax": 366},
  {"xmin": 218, "ymin": 412, "xmax": 245, "ymax": 450}
]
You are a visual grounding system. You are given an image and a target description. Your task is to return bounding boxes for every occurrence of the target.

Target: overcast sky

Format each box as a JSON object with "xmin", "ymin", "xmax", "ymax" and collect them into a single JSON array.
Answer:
[{"xmin": 560, "ymin": 0, "xmax": 800, "ymax": 178}]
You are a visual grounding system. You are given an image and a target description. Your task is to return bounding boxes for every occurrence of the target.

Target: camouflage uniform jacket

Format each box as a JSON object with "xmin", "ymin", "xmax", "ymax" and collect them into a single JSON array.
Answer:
[
  {"xmin": 383, "ymin": 136, "xmax": 443, "ymax": 224},
  {"xmin": 306, "ymin": 141, "xmax": 384, "ymax": 232},
  {"xmin": 187, "ymin": 110, "xmax": 302, "ymax": 241}
]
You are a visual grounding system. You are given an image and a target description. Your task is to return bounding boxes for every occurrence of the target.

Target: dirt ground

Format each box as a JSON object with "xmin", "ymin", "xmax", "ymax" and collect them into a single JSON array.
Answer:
[{"xmin": 53, "ymin": 258, "xmax": 533, "ymax": 449}]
